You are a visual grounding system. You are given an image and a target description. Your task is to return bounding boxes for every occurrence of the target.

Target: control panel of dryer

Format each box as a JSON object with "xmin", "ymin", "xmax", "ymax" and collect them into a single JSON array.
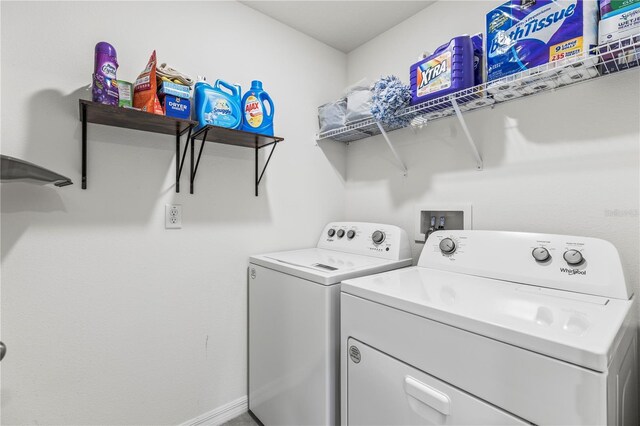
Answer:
[
  {"xmin": 318, "ymin": 222, "xmax": 412, "ymax": 261},
  {"xmin": 421, "ymin": 230, "xmax": 631, "ymax": 300}
]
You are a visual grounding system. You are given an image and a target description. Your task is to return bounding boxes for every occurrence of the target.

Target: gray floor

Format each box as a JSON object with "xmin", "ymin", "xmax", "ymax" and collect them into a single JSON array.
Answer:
[{"xmin": 222, "ymin": 412, "xmax": 260, "ymax": 426}]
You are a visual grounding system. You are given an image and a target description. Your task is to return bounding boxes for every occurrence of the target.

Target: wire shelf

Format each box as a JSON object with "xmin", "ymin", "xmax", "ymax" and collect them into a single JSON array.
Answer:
[{"xmin": 317, "ymin": 34, "xmax": 640, "ymax": 143}]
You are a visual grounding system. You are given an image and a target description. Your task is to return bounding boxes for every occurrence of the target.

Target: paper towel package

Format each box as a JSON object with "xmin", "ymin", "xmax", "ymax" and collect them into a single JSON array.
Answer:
[{"xmin": 486, "ymin": 0, "xmax": 598, "ymax": 81}]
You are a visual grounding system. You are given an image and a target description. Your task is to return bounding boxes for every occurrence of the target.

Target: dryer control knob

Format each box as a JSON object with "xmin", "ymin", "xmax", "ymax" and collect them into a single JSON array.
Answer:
[
  {"xmin": 439, "ymin": 238, "xmax": 456, "ymax": 254},
  {"xmin": 371, "ymin": 230, "xmax": 386, "ymax": 245},
  {"xmin": 563, "ymin": 249, "xmax": 584, "ymax": 266},
  {"xmin": 327, "ymin": 229, "xmax": 336, "ymax": 237},
  {"xmin": 337, "ymin": 229, "xmax": 345, "ymax": 238},
  {"xmin": 347, "ymin": 230, "xmax": 356, "ymax": 239},
  {"xmin": 532, "ymin": 247, "xmax": 551, "ymax": 262}
]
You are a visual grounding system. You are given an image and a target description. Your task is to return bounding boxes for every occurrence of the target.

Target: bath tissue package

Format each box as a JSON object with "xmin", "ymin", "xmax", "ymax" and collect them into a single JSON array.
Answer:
[{"xmin": 486, "ymin": 0, "xmax": 598, "ymax": 81}]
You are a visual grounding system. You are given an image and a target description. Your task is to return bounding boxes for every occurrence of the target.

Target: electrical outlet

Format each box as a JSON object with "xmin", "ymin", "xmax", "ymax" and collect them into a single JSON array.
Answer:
[{"xmin": 165, "ymin": 204, "xmax": 182, "ymax": 229}]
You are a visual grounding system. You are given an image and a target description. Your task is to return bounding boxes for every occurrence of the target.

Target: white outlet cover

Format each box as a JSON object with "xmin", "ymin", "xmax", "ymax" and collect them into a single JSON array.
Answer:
[
  {"xmin": 165, "ymin": 204, "xmax": 182, "ymax": 229},
  {"xmin": 414, "ymin": 203, "xmax": 472, "ymax": 241}
]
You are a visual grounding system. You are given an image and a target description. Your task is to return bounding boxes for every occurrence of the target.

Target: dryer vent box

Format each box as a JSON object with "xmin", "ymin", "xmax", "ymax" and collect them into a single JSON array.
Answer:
[{"xmin": 414, "ymin": 204, "xmax": 472, "ymax": 243}]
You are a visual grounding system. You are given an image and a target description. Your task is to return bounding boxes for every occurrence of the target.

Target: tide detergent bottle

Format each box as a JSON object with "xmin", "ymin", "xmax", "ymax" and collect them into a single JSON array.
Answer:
[
  {"xmin": 194, "ymin": 78, "xmax": 243, "ymax": 130},
  {"xmin": 241, "ymin": 80, "xmax": 274, "ymax": 136}
]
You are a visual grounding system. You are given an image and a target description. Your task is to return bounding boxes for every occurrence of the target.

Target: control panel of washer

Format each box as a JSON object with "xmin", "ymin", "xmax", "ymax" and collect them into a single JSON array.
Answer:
[
  {"xmin": 318, "ymin": 222, "xmax": 411, "ymax": 261},
  {"xmin": 420, "ymin": 230, "xmax": 630, "ymax": 300}
]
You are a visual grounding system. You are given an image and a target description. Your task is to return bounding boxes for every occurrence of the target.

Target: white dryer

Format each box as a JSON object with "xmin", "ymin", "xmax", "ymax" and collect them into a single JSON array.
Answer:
[
  {"xmin": 341, "ymin": 230, "xmax": 637, "ymax": 425},
  {"xmin": 249, "ymin": 222, "xmax": 412, "ymax": 426}
]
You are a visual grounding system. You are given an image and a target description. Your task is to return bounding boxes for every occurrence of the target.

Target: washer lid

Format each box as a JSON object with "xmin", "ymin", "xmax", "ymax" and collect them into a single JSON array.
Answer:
[
  {"xmin": 250, "ymin": 248, "xmax": 412, "ymax": 285},
  {"xmin": 342, "ymin": 266, "xmax": 634, "ymax": 372}
]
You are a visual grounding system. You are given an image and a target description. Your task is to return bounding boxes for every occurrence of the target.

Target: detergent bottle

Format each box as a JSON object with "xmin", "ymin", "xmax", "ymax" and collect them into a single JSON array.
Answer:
[
  {"xmin": 241, "ymin": 80, "xmax": 275, "ymax": 136},
  {"xmin": 193, "ymin": 77, "xmax": 243, "ymax": 130}
]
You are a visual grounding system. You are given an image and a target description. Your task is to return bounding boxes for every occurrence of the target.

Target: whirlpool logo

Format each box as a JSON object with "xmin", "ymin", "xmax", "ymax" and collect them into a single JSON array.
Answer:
[{"xmin": 560, "ymin": 267, "xmax": 586, "ymax": 276}]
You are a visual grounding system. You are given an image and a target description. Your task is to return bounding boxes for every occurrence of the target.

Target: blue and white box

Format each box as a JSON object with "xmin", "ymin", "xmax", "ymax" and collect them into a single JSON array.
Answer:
[
  {"xmin": 158, "ymin": 81, "xmax": 191, "ymax": 99},
  {"xmin": 163, "ymin": 95, "xmax": 191, "ymax": 119}
]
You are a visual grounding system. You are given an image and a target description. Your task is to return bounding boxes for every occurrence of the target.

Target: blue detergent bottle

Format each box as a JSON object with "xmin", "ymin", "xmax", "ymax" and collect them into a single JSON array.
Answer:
[
  {"xmin": 241, "ymin": 80, "xmax": 274, "ymax": 136},
  {"xmin": 193, "ymin": 78, "xmax": 243, "ymax": 130}
]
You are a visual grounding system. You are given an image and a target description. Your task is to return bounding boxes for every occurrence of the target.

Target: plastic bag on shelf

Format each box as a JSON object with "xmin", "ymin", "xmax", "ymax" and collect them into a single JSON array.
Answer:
[
  {"xmin": 318, "ymin": 99, "xmax": 347, "ymax": 133},
  {"xmin": 344, "ymin": 78, "xmax": 373, "ymax": 124}
]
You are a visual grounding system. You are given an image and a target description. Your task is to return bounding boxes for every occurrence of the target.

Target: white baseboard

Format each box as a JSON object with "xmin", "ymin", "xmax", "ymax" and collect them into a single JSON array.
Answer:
[{"xmin": 181, "ymin": 396, "xmax": 248, "ymax": 426}]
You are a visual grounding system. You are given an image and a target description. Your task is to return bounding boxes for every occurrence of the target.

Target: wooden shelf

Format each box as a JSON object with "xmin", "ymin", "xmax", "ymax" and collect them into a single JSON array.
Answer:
[
  {"xmin": 78, "ymin": 99, "xmax": 196, "ymax": 192},
  {"xmin": 77, "ymin": 100, "xmax": 284, "ymax": 196},
  {"xmin": 192, "ymin": 125, "xmax": 283, "ymax": 149},
  {"xmin": 79, "ymin": 99, "xmax": 195, "ymax": 136},
  {"xmin": 1, "ymin": 155, "xmax": 72, "ymax": 187}
]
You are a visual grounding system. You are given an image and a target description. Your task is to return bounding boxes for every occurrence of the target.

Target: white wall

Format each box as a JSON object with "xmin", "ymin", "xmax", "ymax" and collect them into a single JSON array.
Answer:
[
  {"xmin": 346, "ymin": 1, "xmax": 639, "ymax": 306},
  {"xmin": 0, "ymin": 1, "xmax": 347, "ymax": 424},
  {"xmin": 2, "ymin": 1, "xmax": 639, "ymax": 424}
]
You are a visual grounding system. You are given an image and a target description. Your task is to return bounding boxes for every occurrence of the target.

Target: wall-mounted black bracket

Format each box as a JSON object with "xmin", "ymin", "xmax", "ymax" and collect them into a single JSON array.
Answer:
[
  {"xmin": 256, "ymin": 141, "xmax": 277, "ymax": 197},
  {"xmin": 175, "ymin": 125, "xmax": 192, "ymax": 193},
  {"xmin": 79, "ymin": 100, "xmax": 196, "ymax": 192},
  {"xmin": 188, "ymin": 125, "xmax": 284, "ymax": 196}
]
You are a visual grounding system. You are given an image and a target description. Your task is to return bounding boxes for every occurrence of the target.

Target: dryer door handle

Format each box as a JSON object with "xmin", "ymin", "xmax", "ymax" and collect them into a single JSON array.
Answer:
[{"xmin": 404, "ymin": 376, "xmax": 451, "ymax": 415}]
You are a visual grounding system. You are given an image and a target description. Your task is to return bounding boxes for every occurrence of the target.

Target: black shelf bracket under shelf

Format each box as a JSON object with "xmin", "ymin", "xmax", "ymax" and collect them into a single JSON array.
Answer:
[
  {"xmin": 188, "ymin": 126, "xmax": 283, "ymax": 196},
  {"xmin": 255, "ymin": 141, "xmax": 277, "ymax": 197},
  {"xmin": 175, "ymin": 126, "xmax": 192, "ymax": 193},
  {"xmin": 79, "ymin": 100, "xmax": 196, "ymax": 192}
]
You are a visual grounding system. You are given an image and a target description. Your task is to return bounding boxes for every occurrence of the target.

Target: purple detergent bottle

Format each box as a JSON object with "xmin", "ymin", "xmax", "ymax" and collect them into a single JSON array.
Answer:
[{"xmin": 92, "ymin": 42, "xmax": 119, "ymax": 106}]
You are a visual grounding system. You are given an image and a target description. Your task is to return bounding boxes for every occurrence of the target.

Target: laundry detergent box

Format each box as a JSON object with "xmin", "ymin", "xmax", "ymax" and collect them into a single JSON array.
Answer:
[
  {"xmin": 162, "ymin": 95, "xmax": 191, "ymax": 119},
  {"xmin": 410, "ymin": 35, "xmax": 475, "ymax": 105},
  {"xmin": 486, "ymin": 0, "xmax": 599, "ymax": 81}
]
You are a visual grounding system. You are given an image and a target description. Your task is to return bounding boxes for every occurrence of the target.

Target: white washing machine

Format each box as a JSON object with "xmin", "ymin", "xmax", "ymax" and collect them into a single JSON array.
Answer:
[
  {"xmin": 249, "ymin": 222, "xmax": 412, "ymax": 426},
  {"xmin": 341, "ymin": 230, "xmax": 637, "ymax": 425}
]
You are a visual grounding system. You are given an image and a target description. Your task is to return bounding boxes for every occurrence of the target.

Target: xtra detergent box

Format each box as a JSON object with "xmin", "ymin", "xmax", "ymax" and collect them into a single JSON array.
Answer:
[
  {"xmin": 162, "ymin": 95, "xmax": 191, "ymax": 119},
  {"xmin": 410, "ymin": 35, "xmax": 475, "ymax": 105},
  {"xmin": 486, "ymin": 0, "xmax": 599, "ymax": 81}
]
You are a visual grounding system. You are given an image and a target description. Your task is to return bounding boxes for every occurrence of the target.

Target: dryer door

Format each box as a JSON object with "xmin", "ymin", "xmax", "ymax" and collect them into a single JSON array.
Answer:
[{"xmin": 346, "ymin": 338, "xmax": 529, "ymax": 425}]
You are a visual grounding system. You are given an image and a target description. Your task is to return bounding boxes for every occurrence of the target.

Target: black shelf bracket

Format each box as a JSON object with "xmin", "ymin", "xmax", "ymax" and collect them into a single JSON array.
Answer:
[
  {"xmin": 190, "ymin": 128, "xmax": 208, "ymax": 194},
  {"xmin": 188, "ymin": 126, "xmax": 282, "ymax": 196},
  {"xmin": 82, "ymin": 102, "xmax": 87, "ymax": 189},
  {"xmin": 256, "ymin": 141, "xmax": 277, "ymax": 197},
  {"xmin": 80, "ymin": 100, "xmax": 195, "ymax": 192},
  {"xmin": 175, "ymin": 125, "xmax": 192, "ymax": 193}
]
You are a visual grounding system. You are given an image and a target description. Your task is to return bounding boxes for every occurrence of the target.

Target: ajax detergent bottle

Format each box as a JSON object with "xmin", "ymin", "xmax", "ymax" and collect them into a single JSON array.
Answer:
[
  {"xmin": 241, "ymin": 81, "xmax": 275, "ymax": 136},
  {"xmin": 194, "ymin": 78, "xmax": 243, "ymax": 130}
]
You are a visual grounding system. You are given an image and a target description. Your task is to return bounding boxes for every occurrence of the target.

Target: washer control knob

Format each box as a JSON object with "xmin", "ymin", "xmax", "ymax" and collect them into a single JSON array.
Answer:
[
  {"xmin": 337, "ymin": 229, "xmax": 345, "ymax": 238},
  {"xmin": 563, "ymin": 249, "xmax": 584, "ymax": 266},
  {"xmin": 347, "ymin": 230, "xmax": 356, "ymax": 239},
  {"xmin": 371, "ymin": 230, "xmax": 386, "ymax": 245},
  {"xmin": 532, "ymin": 247, "xmax": 551, "ymax": 262},
  {"xmin": 327, "ymin": 229, "xmax": 336, "ymax": 237},
  {"xmin": 439, "ymin": 238, "xmax": 456, "ymax": 254}
]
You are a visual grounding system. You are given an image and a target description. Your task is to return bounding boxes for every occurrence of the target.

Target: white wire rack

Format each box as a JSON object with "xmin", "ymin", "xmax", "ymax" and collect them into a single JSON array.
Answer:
[{"xmin": 316, "ymin": 34, "xmax": 640, "ymax": 145}]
